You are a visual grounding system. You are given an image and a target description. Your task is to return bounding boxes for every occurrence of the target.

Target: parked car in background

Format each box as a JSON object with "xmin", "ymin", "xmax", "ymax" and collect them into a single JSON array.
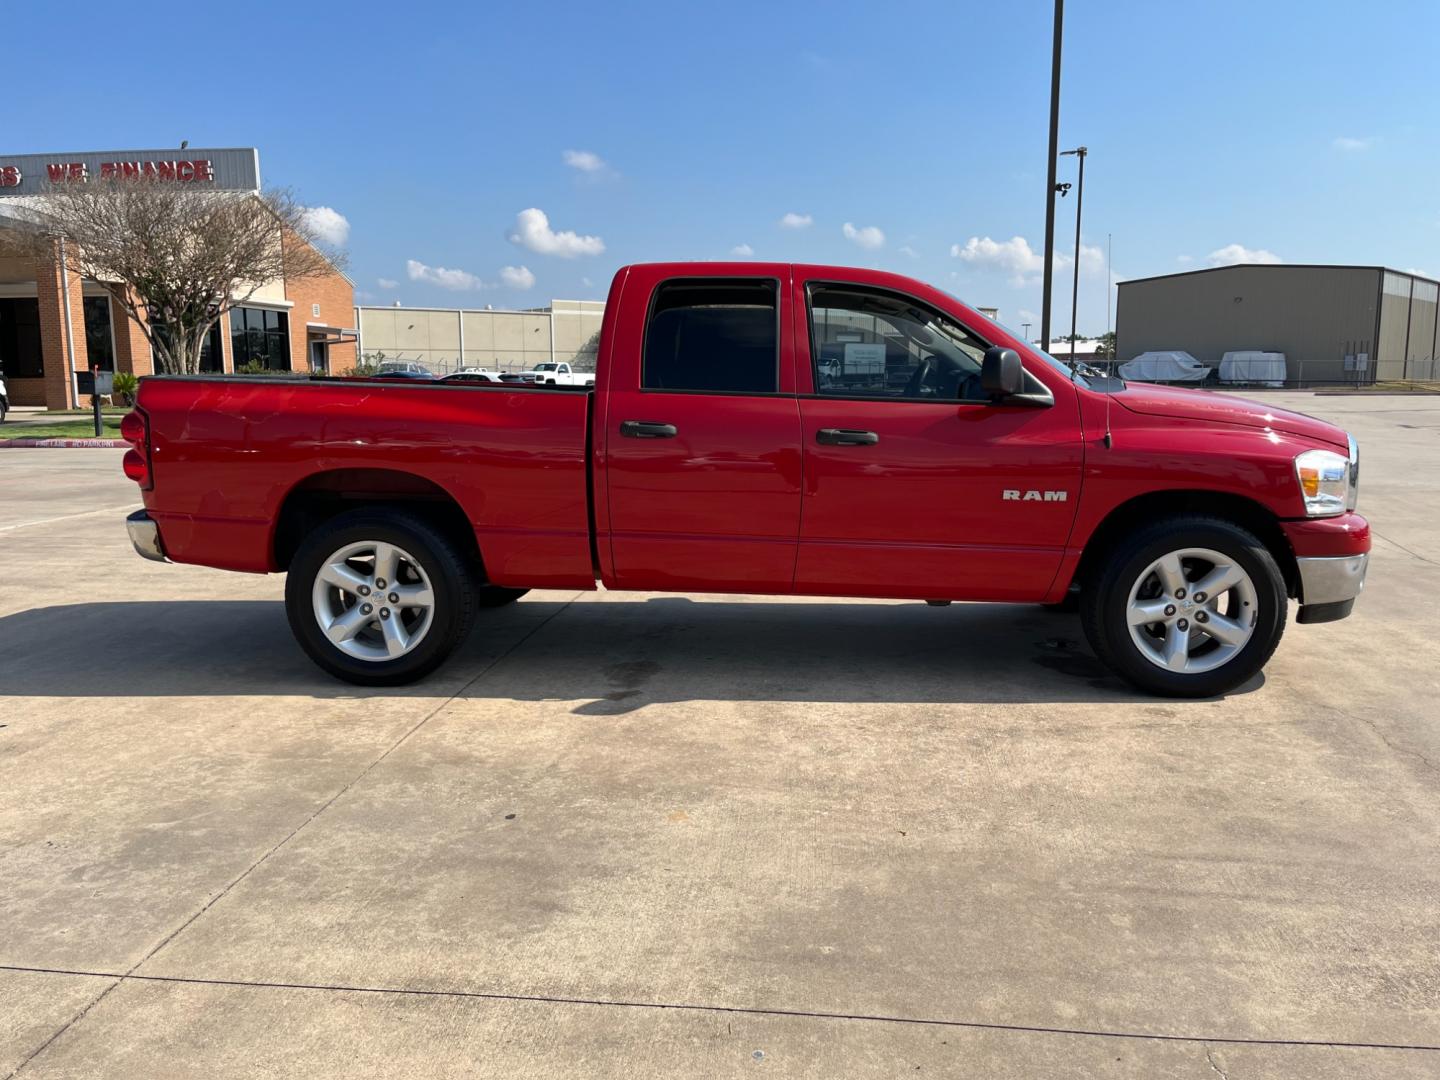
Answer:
[
  {"xmin": 120, "ymin": 262, "xmax": 1368, "ymax": 698},
  {"xmin": 524, "ymin": 361, "xmax": 595, "ymax": 386},
  {"xmin": 375, "ymin": 360, "xmax": 430, "ymax": 376},
  {"xmin": 440, "ymin": 369, "xmax": 502, "ymax": 384},
  {"xmin": 372, "ymin": 369, "xmax": 435, "ymax": 382}
]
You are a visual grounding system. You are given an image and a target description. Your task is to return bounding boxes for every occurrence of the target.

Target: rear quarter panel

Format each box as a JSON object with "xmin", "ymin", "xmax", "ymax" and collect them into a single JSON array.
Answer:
[{"xmin": 138, "ymin": 377, "xmax": 593, "ymax": 587}]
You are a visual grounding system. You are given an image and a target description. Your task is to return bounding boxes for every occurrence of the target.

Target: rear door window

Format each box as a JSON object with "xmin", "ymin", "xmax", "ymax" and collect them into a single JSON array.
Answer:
[{"xmin": 642, "ymin": 279, "xmax": 778, "ymax": 394}]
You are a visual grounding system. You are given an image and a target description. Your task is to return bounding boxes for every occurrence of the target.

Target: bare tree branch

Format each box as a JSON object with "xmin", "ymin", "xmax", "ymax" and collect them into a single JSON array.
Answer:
[{"xmin": 20, "ymin": 178, "xmax": 346, "ymax": 374}]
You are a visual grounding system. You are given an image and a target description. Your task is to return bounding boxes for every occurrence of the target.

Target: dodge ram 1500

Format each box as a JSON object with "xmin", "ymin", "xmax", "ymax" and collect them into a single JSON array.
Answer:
[{"xmin": 120, "ymin": 262, "xmax": 1369, "ymax": 696}]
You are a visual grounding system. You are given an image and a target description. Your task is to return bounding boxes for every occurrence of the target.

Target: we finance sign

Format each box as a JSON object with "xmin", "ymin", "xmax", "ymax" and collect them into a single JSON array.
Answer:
[{"xmin": 0, "ymin": 148, "xmax": 260, "ymax": 196}]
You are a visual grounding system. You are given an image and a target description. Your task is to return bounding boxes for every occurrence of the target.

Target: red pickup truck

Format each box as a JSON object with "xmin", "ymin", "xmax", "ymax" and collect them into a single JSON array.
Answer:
[{"xmin": 120, "ymin": 262, "xmax": 1369, "ymax": 697}]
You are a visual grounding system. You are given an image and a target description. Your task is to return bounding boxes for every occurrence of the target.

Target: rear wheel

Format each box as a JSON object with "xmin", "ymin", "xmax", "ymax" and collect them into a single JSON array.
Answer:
[
  {"xmin": 1080, "ymin": 516, "xmax": 1286, "ymax": 697},
  {"xmin": 285, "ymin": 510, "xmax": 477, "ymax": 685}
]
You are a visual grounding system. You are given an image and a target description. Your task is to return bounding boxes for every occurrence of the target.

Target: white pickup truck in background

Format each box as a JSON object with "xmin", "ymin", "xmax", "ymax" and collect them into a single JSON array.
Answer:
[{"xmin": 518, "ymin": 361, "xmax": 596, "ymax": 386}]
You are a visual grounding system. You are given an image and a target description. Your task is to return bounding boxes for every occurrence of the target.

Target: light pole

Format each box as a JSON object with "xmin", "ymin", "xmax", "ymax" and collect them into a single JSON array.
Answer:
[
  {"xmin": 1040, "ymin": 0, "xmax": 1064, "ymax": 353},
  {"xmin": 1021, "ymin": 321, "xmax": 1032, "ymax": 341},
  {"xmin": 1060, "ymin": 145, "xmax": 1087, "ymax": 362}
]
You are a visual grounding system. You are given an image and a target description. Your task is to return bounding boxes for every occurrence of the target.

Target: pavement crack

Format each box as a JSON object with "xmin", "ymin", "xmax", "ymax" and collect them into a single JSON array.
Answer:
[
  {"xmin": 1371, "ymin": 529, "xmax": 1438, "ymax": 566},
  {"xmin": 3, "ymin": 964, "xmax": 1439, "ymax": 1056},
  {"xmin": 1315, "ymin": 700, "xmax": 1438, "ymax": 776},
  {"xmin": 3, "ymin": 594, "xmax": 581, "ymax": 1077},
  {"xmin": 1205, "ymin": 1044, "xmax": 1231, "ymax": 1079}
]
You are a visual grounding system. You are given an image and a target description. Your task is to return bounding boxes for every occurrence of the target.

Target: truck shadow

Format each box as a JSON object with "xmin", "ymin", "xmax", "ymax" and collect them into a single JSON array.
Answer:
[{"xmin": 0, "ymin": 596, "xmax": 1263, "ymax": 704}]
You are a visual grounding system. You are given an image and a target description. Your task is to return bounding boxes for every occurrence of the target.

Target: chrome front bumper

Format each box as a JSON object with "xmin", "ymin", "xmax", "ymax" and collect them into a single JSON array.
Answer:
[
  {"xmin": 1296, "ymin": 552, "xmax": 1367, "ymax": 623},
  {"xmin": 126, "ymin": 509, "xmax": 169, "ymax": 563}
]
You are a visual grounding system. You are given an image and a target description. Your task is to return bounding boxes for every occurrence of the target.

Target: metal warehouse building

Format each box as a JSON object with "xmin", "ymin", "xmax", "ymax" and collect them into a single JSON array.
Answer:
[
  {"xmin": 1115, "ymin": 265, "xmax": 1439, "ymax": 384},
  {"xmin": 355, "ymin": 300, "xmax": 605, "ymax": 375}
]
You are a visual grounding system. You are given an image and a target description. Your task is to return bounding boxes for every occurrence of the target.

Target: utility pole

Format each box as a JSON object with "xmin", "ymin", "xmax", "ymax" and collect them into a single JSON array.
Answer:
[
  {"xmin": 1061, "ymin": 146, "xmax": 1087, "ymax": 362},
  {"xmin": 1040, "ymin": 0, "xmax": 1064, "ymax": 352}
]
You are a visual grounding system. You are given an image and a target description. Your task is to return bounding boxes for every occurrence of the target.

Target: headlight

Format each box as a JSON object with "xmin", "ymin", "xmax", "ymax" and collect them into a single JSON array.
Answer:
[
  {"xmin": 1346, "ymin": 433, "xmax": 1360, "ymax": 511},
  {"xmin": 1294, "ymin": 447, "xmax": 1351, "ymax": 517}
]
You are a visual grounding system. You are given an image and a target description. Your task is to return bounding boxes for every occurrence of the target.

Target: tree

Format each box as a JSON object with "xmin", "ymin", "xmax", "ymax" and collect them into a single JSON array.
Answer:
[
  {"xmin": 1093, "ymin": 331, "xmax": 1117, "ymax": 360},
  {"xmin": 21, "ymin": 177, "xmax": 343, "ymax": 375}
]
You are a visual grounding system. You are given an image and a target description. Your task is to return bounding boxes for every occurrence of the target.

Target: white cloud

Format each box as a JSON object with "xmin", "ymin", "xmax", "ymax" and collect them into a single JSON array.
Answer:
[
  {"xmin": 952, "ymin": 235, "xmax": 1045, "ymax": 285},
  {"xmin": 509, "ymin": 207, "xmax": 605, "ymax": 258},
  {"xmin": 952, "ymin": 234, "xmax": 1103, "ymax": 285},
  {"xmin": 779, "ymin": 212, "xmax": 813, "ymax": 229},
  {"xmin": 1018, "ymin": 308, "xmax": 1039, "ymax": 323},
  {"xmin": 499, "ymin": 265, "xmax": 536, "ymax": 289},
  {"xmin": 1176, "ymin": 255, "xmax": 1194, "ymax": 265},
  {"xmin": 1209, "ymin": 243, "xmax": 1281, "ymax": 266},
  {"xmin": 730, "ymin": 243, "xmax": 754, "ymax": 257},
  {"xmin": 842, "ymin": 222, "xmax": 885, "ymax": 249},
  {"xmin": 899, "ymin": 244, "xmax": 919, "ymax": 258},
  {"xmin": 377, "ymin": 277, "xmax": 399, "ymax": 290},
  {"xmin": 406, "ymin": 259, "xmax": 484, "ymax": 291},
  {"xmin": 404, "ymin": 260, "xmax": 539, "ymax": 292},
  {"xmin": 301, "ymin": 206, "xmax": 349, "ymax": 247},
  {"xmin": 581, "ymin": 276, "xmax": 595, "ymax": 288},
  {"xmin": 1332, "ymin": 136, "xmax": 1375, "ymax": 153},
  {"xmin": 563, "ymin": 149, "xmax": 607, "ymax": 173}
]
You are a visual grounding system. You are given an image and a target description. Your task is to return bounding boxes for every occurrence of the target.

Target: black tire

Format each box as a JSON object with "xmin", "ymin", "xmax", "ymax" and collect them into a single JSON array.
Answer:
[
  {"xmin": 1080, "ymin": 515, "xmax": 1287, "ymax": 698},
  {"xmin": 285, "ymin": 510, "xmax": 477, "ymax": 686}
]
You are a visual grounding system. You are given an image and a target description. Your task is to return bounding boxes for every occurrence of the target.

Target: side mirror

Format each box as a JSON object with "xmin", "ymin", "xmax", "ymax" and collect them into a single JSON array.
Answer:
[{"xmin": 981, "ymin": 347, "xmax": 1024, "ymax": 398}]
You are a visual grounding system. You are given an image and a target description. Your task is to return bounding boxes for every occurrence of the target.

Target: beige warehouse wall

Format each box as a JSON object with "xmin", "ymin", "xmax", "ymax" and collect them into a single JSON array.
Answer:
[
  {"xmin": 359, "ymin": 301, "xmax": 608, "ymax": 375},
  {"xmin": 1116, "ymin": 266, "xmax": 1381, "ymax": 384}
]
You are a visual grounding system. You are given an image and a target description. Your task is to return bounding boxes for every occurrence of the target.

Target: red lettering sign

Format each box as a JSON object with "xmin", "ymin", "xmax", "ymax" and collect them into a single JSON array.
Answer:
[
  {"xmin": 0, "ymin": 165, "xmax": 20, "ymax": 187},
  {"xmin": 30, "ymin": 158, "xmax": 218, "ymax": 186}
]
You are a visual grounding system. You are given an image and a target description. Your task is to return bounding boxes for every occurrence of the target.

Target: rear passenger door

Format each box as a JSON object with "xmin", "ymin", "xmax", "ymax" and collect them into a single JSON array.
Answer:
[{"xmin": 600, "ymin": 268, "xmax": 803, "ymax": 592}]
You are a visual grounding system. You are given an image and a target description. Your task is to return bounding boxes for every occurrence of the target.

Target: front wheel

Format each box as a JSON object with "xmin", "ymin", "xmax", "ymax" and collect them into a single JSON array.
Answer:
[
  {"xmin": 285, "ymin": 510, "xmax": 477, "ymax": 686},
  {"xmin": 1080, "ymin": 516, "xmax": 1287, "ymax": 698}
]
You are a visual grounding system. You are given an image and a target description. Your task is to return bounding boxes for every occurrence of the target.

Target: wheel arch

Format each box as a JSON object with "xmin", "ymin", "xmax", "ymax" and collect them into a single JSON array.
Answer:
[
  {"xmin": 1070, "ymin": 490, "xmax": 1299, "ymax": 598},
  {"xmin": 273, "ymin": 468, "xmax": 485, "ymax": 578}
]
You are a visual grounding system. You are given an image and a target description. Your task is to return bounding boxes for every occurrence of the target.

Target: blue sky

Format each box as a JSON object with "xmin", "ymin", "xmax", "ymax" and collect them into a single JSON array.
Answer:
[{"xmin": 7, "ymin": 0, "xmax": 1438, "ymax": 333}]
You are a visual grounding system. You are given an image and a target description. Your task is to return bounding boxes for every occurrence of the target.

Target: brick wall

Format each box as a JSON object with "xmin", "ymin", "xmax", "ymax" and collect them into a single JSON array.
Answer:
[
  {"xmin": 33, "ymin": 240, "xmax": 89, "ymax": 409},
  {"xmin": 112, "ymin": 290, "xmax": 153, "ymax": 377},
  {"xmin": 283, "ymin": 232, "xmax": 356, "ymax": 374}
]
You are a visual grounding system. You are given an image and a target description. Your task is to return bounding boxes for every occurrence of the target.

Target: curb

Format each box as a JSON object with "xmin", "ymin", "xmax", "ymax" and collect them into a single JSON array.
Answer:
[{"xmin": 0, "ymin": 438, "xmax": 128, "ymax": 448}]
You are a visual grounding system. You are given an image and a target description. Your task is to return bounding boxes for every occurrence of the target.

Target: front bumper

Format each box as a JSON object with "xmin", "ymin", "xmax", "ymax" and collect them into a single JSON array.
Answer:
[
  {"xmin": 1295, "ymin": 552, "xmax": 1368, "ymax": 623},
  {"xmin": 126, "ymin": 509, "xmax": 169, "ymax": 563}
]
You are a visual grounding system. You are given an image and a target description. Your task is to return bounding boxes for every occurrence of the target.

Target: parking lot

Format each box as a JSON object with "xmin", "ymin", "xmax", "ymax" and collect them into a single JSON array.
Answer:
[{"xmin": 1, "ymin": 392, "xmax": 1437, "ymax": 1078}]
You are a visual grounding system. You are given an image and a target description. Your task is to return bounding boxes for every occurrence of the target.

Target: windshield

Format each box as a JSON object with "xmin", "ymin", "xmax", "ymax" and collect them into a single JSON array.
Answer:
[
  {"xmin": 950, "ymin": 298, "xmax": 1089, "ymax": 382},
  {"xmin": 534, "ymin": 363, "xmax": 558, "ymax": 371}
]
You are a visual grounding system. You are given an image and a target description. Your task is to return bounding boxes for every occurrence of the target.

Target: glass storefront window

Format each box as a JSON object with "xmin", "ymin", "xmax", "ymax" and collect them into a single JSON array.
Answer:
[
  {"xmin": 83, "ymin": 295, "xmax": 116, "ymax": 371},
  {"xmin": 0, "ymin": 298, "xmax": 44, "ymax": 378},
  {"xmin": 230, "ymin": 306, "xmax": 291, "ymax": 371}
]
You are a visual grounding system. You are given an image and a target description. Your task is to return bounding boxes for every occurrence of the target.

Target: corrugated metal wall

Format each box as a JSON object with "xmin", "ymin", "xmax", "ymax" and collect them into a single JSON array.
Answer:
[{"xmin": 1115, "ymin": 266, "xmax": 1381, "ymax": 383}]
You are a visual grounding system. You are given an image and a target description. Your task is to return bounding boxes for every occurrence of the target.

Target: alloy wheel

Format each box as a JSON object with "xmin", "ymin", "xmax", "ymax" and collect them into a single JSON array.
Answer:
[
  {"xmin": 310, "ymin": 540, "xmax": 436, "ymax": 661},
  {"xmin": 1125, "ymin": 547, "xmax": 1258, "ymax": 674}
]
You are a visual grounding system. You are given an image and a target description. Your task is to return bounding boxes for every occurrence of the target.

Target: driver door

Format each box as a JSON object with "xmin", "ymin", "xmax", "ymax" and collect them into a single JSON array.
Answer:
[{"xmin": 794, "ymin": 278, "xmax": 1083, "ymax": 601}]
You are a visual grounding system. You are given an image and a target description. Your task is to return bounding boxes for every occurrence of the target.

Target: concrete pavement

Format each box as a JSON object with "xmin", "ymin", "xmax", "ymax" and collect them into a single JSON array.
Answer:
[{"xmin": 1, "ymin": 393, "xmax": 1437, "ymax": 1077}]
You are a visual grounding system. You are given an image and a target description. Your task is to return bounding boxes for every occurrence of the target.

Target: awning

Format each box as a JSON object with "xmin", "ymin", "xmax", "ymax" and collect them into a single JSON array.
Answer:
[{"xmin": 305, "ymin": 323, "xmax": 358, "ymax": 345}]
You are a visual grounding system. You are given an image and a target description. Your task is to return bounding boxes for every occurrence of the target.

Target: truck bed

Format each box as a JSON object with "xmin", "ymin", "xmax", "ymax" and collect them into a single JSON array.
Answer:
[{"xmin": 136, "ymin": 376, "xmax": 596, "ymax": 588}]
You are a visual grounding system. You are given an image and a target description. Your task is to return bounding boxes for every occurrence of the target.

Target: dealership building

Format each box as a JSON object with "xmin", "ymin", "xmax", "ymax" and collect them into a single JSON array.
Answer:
[
  {"xmin": 0, "ymin": 147, "xmax": 354, "ymax": 409},
  {"xmin": 1116, "ymin": 264, "xmax": 1440, "ymax": 384},
  {"xmin": 355, "ymin": 300, "xmax": 606, "ymax": 374}
]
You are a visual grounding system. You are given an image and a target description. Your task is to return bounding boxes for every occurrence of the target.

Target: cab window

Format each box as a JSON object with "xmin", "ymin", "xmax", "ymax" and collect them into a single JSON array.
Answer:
[
  {"xmin": 808, "ymin": 285, "xmax": 990, "ymax": 401},
  {"xmin": 643, "ymin": 279, "xmax": 778, "ymax": 394}
]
